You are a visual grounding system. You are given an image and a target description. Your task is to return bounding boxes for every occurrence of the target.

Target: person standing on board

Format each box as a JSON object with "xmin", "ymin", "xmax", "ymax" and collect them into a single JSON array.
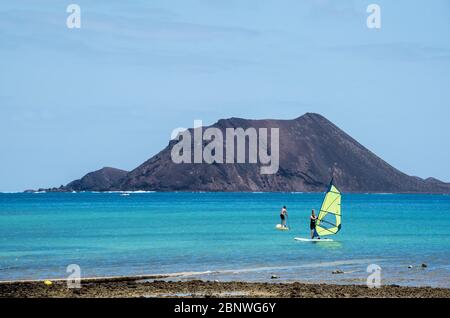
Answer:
[
  {"xmin": 310, "ymin": 209, "xmax": 319, "ymax": 239},
  {"xmin": 280, "ymin": 206, "xmax": 288, "ymax": 228}
]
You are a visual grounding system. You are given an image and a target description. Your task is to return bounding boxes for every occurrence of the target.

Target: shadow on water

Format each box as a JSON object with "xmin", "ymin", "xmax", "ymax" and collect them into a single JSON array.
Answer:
[{"xmin": 312, "ymin": 241, "xmax": 343, "ymax": 250}]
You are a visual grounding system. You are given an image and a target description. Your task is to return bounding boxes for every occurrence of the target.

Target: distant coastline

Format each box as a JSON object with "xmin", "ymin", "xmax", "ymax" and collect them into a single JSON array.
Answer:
[
  {"xmin": 18, "ymin": 190, "xmax": 450, "ymax": 195},
  {"xmin": 26, "ymin": 113, "xmax": 450, "ymax": 194}
]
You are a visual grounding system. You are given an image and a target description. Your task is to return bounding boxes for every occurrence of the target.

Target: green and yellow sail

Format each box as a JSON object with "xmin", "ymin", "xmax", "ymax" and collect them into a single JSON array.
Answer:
[{"xmin": 315, "ymin": 182, "xmax": 342, "ymax": 237}]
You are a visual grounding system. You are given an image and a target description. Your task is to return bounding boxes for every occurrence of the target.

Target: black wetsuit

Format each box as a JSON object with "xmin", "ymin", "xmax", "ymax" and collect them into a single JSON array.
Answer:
[{"xmin": 310, "ymin": 217, "xmax": 317, "ymax": 230}]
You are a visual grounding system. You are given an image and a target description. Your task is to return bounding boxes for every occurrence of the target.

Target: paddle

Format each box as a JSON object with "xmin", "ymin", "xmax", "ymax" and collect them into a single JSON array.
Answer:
[{"xmin": 286, "ymin": 214, "xmax": 292, "ymax": 230}]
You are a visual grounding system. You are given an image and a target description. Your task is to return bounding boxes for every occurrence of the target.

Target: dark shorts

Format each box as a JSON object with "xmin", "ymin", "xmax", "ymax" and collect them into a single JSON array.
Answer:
[
  {"xmin": 280, "ymin": 214, "xmax": 285, "ymax": 220},
  {"xmin": 310, "ymin": 224, "xmax": 316, "ymax": 230}
]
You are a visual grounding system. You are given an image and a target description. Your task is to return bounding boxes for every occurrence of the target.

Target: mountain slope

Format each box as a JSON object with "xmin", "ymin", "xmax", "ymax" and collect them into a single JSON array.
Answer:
[
  {"xmin": 65, "ymin": 167, "xmax": 128, "ymax": 192},
  {"xmin": 50, "ymin": 113, "xmax": 450, "ymax": 193},
  {"xmin": 115, "ymin": 113, "xmax": 449, "ymax": 193}
]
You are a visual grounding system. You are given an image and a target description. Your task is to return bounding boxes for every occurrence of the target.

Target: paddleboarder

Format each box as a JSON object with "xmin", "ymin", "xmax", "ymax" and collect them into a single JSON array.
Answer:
[{"xmin": 280, "ymin": 206, "xmax": 288, "ymax": 228}]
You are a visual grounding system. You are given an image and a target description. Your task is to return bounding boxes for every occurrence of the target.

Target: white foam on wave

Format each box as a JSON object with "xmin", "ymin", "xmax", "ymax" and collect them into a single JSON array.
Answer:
[
  {"xmin": 152, "ymin": 259, "xmax": 383, "ymax": 279},
  {"xmin": 7, "ymin": 259, "xmax": 383, "ymax": 284},
  {"xmin": 114, "ymin": 190, "xmax": 156, "ymax": 194},
  {"xmin": 87, "ymin": 191, "xmax": 158, "ymax": 194}
]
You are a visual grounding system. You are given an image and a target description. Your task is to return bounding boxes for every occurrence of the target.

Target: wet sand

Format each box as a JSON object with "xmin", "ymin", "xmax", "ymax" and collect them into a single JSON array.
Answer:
[{"xmin": 1, "ymin": 277, "xmax": 449, "ymax": 298}]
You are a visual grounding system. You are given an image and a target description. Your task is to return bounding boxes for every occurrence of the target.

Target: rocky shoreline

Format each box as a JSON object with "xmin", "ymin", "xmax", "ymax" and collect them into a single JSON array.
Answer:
[{"xmin": 1, "ymin": 278, "xmax": 449, "ymax": 298}]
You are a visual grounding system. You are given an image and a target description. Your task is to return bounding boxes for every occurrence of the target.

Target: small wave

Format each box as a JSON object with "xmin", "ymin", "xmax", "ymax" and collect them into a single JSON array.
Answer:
[
  {"xmin": 123, "ymin": 191, "xmax": 156, "ymax": 194},
  {"xmin": 106, "ymin": 191, "xmax": 157, "ymax": 194},
  {"xmin": 360, "ymin": 192, "xmax": 395, "ymax": 195},
  {"xmin": 149, "ymin": 259, "xmax": 383, "ymax": 278},
  {"xmin": 79, "ymin": 191, "xmax": 158, "ymax": 194},
  {"xmin": 167, "ymin": 270, "xmax": 215, "ymax": 277}
]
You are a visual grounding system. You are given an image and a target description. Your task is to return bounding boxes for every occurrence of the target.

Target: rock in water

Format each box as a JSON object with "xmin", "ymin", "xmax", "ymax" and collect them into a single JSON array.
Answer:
[{"xmin": 421, "ymin": 263, "xmax": 428, "ymax": 268}]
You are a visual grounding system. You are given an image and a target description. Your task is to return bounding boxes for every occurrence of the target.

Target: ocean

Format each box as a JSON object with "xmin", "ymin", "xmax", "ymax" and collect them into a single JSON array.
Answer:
[{"xmin": 0, "ymin": 192, "xmax": 449, "ymax": 288}]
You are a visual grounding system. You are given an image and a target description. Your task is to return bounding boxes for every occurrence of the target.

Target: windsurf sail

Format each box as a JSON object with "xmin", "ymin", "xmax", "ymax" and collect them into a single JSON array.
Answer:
[{"xmin": 314, "ymin": 181, "xmax": 342, "ymax": 237}]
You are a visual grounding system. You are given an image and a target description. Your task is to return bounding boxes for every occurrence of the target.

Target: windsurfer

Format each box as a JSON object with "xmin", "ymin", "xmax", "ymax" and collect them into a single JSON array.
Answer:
[{"xmin": 310, "ymin": 209, "xmax": 319, "ymax": 239}]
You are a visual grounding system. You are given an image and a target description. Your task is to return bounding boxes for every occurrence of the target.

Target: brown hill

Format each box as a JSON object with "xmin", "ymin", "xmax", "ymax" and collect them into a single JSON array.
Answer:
[
  {"xmin": 117, "ymin": 113, "xmax": 449, "ymax": 193},
  {"xmin": 65, "ymin": 167, "xmax": 128, "ymax": 192},
  {"xmin": 58, "ymin": 113, "xmax": 450, "ymax": 193}
]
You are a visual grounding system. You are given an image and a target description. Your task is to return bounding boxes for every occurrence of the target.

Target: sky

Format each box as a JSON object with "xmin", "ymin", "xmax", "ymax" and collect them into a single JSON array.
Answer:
[{"xmin": 1, "ymin": 0, "xmax": 450, "ymax": 192}]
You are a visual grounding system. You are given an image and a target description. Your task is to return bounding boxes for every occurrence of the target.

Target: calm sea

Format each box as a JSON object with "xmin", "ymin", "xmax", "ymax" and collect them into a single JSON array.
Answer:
[{"xmin": 0, "ymin": 192, "xmax": 449, "ymax": 287}]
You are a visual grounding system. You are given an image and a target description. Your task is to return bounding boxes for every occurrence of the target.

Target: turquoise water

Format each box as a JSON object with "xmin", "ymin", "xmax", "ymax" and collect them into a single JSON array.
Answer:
[{"xmin": 0, "ymin": 192, "xmax": 449, "ymax": 287}]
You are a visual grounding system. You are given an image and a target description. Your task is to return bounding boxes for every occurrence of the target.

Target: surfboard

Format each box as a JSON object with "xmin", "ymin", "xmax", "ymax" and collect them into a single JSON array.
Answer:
[
  {"xmin": 294, "ymin": 237, "xmax": 334, "ymax": 242},
  {"xmin": 275, "ymin": 224, "xmax": 289, "ymax": 231}
]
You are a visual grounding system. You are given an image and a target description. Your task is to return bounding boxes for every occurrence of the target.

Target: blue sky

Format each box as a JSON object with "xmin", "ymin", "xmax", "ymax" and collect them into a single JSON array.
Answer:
[{"xmin": 1, "ymin": 0, "xmax": 450, "ymax": 192}]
